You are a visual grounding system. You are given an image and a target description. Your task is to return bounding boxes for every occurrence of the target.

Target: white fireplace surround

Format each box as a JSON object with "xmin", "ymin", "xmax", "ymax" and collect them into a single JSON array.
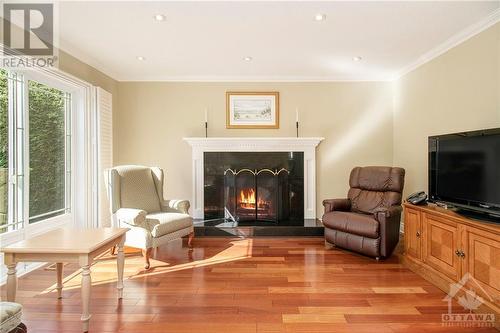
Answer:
[{"xmin": 183, "ymin": 137, "xmax": 324, "ymax": 219}]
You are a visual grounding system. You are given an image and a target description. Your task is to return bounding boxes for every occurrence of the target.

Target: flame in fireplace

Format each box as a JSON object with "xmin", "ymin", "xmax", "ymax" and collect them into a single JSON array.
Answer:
[
  {"xmin": 239, "ymin": 188, "xmax": 256, "ymax": 208},
  {"xmin": 239, "ymin": 188, "xmax": 270, "ymax": 209}
]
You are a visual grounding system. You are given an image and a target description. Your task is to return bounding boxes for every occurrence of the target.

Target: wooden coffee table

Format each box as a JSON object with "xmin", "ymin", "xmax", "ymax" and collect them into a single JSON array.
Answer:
[{"xmin": 1, "ymin": 227, "xmax": 129, "ymax": 332}]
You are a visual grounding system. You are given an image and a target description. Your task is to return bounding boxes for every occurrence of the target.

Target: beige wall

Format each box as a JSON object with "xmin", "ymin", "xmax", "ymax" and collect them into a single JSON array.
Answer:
[
  {"xmin": 115, "ymin": 82, "xmax": 394, "ymax": 216},
  {"xmin": 393, "ymin": 22, "xmax": 500, "ymax": 197},
  {"xmin": 59, "ymin": 50, "xmax": 118, "ymax": 99},
  {"xmin": 115, "ymin": 23, "xmax": 499, "ymax": 217}
]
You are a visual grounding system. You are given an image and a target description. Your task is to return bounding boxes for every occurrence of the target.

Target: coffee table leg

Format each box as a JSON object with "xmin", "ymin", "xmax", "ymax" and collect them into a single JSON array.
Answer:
[
  {"xmin": 6, "ymin": 262, "xmax": 17, "ymax": 302},
  {"xmin": 116, "ymin": 236, "xmax": 125, "ymax": 299},
  {"xmin": 56, "ymin": 263, "xmax": 63, "ymax": 299},
  {"xmin": 80, "ymin": 264, "xmax": 92, "ymax": 332}
]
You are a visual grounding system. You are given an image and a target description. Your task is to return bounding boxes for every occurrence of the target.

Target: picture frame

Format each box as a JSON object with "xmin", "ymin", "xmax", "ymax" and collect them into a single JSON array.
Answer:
[{"xmin": 226, "ymin": 92, "xmax": 279, "ymax": 129}]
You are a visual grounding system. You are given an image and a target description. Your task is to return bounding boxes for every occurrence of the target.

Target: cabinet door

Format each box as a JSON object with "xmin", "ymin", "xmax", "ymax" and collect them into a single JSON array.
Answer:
[
  {"xmin": 404, "ymin": 208, "xmax": 422, "ymax": 260},
  {"xmin": 422, "ymin": 213, "xmax": 461, "ymax": 280},
  {"xmin": 463, "ymin": 227, "xmax": 500, "ymax": 304}
]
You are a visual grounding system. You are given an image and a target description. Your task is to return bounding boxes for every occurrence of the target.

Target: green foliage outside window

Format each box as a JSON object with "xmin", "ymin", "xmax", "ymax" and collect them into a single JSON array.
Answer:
[
  {"xmin": 0, "ymin": 70, "xmax": 8, "ymax": 229},
  {"xmin": 28, "ymin": 80, "xmax": 66, "ymax": 221}
]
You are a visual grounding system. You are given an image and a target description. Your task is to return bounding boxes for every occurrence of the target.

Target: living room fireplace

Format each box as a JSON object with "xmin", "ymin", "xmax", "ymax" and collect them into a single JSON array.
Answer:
[
  {"xmin": 183, "ymin": 137, "xmax": 323, "ymax": 221},
  {"xmin": 204, "ymin": 152, "xmax": 304, "ymax": 224}
]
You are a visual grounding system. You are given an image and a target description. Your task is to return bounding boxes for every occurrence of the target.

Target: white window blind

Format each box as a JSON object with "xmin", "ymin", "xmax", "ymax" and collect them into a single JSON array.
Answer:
[{"xmin": 96, "ymin": 87, "xmax": 112, "ymax": 227}]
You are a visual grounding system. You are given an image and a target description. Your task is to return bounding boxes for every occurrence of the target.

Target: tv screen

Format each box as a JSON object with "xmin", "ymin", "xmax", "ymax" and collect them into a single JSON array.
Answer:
[{"xmin": 429, "ymin": 128, "xmax": 500, "ymax": 216}]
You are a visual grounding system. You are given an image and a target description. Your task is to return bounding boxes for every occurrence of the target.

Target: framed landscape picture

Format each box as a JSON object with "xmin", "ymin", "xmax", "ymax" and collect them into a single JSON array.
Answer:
[{"xmin": 226, "ymin": 92, "xmax": 279, "ymax": 129}]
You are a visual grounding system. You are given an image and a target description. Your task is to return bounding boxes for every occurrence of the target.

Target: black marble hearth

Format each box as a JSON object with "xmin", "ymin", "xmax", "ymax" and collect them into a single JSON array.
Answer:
[{"xmin": 194, "ymin": 218, "xmax": 324, "ymax": 237}]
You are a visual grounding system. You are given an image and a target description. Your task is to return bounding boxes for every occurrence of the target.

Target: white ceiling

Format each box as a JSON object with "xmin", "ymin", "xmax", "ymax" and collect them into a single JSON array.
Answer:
[{"xmin": 57, "ymin": 1, "xmax": 500, "ymax": 81}]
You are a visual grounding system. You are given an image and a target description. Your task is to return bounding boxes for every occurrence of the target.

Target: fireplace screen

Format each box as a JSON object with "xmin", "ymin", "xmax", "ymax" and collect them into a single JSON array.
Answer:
[
  {"xmin": 224, "ymin": 168, "xmax": 289, "ymax": 222},
  {"xmin": 204, "ymin": 152, "xmax": 304, "ymax": 224}
]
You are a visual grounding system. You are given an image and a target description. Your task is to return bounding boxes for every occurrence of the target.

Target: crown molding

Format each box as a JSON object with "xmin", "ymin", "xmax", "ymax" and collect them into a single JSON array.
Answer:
[
  {"xmin": 58, "ymin": 44, "xmax": 122, "ymax": 82},
  {"xmin": 394, "ymin": 8, "xmax": 500, "ymax": 80},
  {"xmin": 116, "ymin": 75, "xmax": 393, "ymax": 83}
]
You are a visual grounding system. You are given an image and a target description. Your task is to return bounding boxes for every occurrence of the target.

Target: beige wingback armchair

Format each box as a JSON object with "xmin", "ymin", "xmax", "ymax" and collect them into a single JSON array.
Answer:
[{"xmin": 105, "ymin": 165, "xmax": 194, "ymax": 269}]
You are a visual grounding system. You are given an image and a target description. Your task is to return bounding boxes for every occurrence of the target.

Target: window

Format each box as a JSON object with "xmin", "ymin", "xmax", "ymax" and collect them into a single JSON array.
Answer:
[
  {"xmin": 0, "ymin": 69, "xmax": 73, "ymax": 234},
  {"xmin": 28, "ymin": 81, "xmax": 71, "ymax": 223}
]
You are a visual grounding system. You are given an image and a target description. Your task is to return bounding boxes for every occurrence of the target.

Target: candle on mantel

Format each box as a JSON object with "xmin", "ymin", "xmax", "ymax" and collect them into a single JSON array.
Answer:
[{"xmin": 204, "ymin": 108, "xmax": 208, "ymax": 123}]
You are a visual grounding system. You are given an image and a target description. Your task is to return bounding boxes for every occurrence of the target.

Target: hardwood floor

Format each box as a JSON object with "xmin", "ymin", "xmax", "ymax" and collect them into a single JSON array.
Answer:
[{"xmin": 1, "ymin": 237, "xmax": 496, "ymax": 333}]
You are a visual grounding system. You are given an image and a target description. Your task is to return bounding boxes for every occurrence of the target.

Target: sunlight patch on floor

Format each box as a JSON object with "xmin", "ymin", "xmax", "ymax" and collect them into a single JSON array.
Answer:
[
  {"xmin": 132, "ymin": 238, "xmax": 254, "ymax": 279},
  {"xmin": 40, "ymin": 238, "xmax": 253, "ymax": 294}
]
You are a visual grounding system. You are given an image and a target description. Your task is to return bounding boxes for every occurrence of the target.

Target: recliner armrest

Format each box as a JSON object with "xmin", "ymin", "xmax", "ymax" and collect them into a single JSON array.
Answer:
[
  {"xmin": 323, "ymin": 198, "xmax": 351, "ymax": 214},
  {"xmin": 161, "ymin": 199, "xmax": 190, "ymax": 214},
  {"xmin": 373, "ymin": 205, "xmax": 402, "ymax": 257},
  {"xmin": 373, "ymin": 206, "xmax": 402, "ymax": 221},
  {"xmin": 116, "ymin": 208, "xmax": 147, "ymax": 226}
]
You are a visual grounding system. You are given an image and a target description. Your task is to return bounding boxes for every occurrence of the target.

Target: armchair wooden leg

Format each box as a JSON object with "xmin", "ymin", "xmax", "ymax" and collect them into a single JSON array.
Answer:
[
  {"xmin": 142, "ymin": 248, "xmax": 153, "ymax": 270},
  {"xmin": 188, "ymin": 231, "xmax": 194, "ymax": 248}
]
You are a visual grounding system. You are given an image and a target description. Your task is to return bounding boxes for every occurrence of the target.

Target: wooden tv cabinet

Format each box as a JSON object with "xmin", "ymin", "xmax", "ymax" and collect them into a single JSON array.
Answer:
[{"xmin": 402, "ymin": 203, "xmax": 500, "ymax": 322}]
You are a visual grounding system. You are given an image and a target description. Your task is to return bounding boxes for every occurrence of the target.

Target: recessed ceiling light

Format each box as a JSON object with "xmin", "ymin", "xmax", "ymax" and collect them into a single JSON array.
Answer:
[
  {"xmin": 136, "ymin": 56, "xmax": 146, "ymax": 61},
  {"xmin": 314, "ymin": 14, "xmax": 326, "ymax": 21},
  {"xmin": 352, "ymin": 56, "xmax": 362, "ymax": 62},
  {"xmin": 153, "ymin": 14, "xmax": 166, "ymax": 21},
  {"xmin": 243, "ymin": 56, "xmax": 253, "ymax": 62}
]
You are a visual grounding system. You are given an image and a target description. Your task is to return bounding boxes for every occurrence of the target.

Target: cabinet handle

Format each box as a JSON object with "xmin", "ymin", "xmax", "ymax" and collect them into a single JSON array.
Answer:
[
  {"xmin": 455, "ymin": 250, "xmax": 461, "ymax": 257},
  {"xmin": 416, "ymin": 231, "xmax": 420, "ymax": 238},
  {"xmin": 460, "ymin": 251, "xmax": 466, "ymax": 258}
]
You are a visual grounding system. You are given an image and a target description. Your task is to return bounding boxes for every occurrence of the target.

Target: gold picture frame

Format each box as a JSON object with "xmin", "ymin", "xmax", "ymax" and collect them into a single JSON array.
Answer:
[{"xmin": 226, "ymin": 92, "xmax": 279, "ymax": 129}]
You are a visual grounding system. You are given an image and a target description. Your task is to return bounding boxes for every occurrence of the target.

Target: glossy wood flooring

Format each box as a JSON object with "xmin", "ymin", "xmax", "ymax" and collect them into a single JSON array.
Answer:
[{"xmin": 1, "ymin": 237, "xmax": 496, "ymax": 333}]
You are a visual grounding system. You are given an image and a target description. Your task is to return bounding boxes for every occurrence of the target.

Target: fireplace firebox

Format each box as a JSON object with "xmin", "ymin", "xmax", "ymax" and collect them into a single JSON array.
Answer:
[
  {"xmin": 224, "ymin": 168, "xmax": 290, "ymax": 222},
  {"xmin": 204, "ymin": 152, "xmax": 304, "ymax": 225}
]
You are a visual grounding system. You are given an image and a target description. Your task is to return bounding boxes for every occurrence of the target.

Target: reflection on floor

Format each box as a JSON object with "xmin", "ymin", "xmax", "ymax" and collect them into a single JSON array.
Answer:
[{"xmin": 2, "ymin": 237, "xmax": 495, "ymax": 333}]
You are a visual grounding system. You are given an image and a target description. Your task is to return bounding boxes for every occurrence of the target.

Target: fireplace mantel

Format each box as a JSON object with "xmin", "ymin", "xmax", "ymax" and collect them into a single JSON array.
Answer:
[
  {"xmin": 183, "ymin": 137, "xmax": 324, "ymax": 150},
  {"xmin": 183, "ymin": 137, "xmax": 324, "ymax": 219}
]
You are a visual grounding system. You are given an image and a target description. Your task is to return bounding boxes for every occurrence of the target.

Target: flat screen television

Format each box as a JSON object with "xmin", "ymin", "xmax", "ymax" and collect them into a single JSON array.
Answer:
[{"xmin": 429, "ymin": 127, "xmax": 500, "ymax": 220}]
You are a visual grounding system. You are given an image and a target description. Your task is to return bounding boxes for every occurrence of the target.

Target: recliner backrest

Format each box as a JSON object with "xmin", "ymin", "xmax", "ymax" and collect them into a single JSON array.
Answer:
[{"xmin": 347, "ymin": 166, "xmax": 405, "ymax": 214}]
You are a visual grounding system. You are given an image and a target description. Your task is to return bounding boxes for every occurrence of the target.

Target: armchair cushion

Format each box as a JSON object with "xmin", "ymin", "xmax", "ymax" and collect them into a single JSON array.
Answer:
[
  {"xmin": 0, "ymin": 302, "xmax": 22, "ymax": 333},
  {"xmin": 116, "ymin": 208, "xmax": 147, "ymax": 226},
  {"xmin": 323, "ymin": 211, "xmax": 379, "ymax": 238},
  {"xmin": 146, "ymin": 212, "xmax": 193, "ymax": 238}
]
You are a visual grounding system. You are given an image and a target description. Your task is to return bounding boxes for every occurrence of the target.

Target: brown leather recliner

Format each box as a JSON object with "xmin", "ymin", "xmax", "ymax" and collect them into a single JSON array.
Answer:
[{"xmin": 322, "ymin": 166, "xmax": 405, "ymax": 259}]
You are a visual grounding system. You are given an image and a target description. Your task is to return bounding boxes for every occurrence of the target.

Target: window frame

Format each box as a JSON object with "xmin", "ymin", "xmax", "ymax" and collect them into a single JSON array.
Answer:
[
  {"xmin": 0, "ymin": 67, "xmax": 94, "ymax": 244},
  {"xmin": 24, "ymin": 71, "xmax": 75, "ymax": 228}
]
